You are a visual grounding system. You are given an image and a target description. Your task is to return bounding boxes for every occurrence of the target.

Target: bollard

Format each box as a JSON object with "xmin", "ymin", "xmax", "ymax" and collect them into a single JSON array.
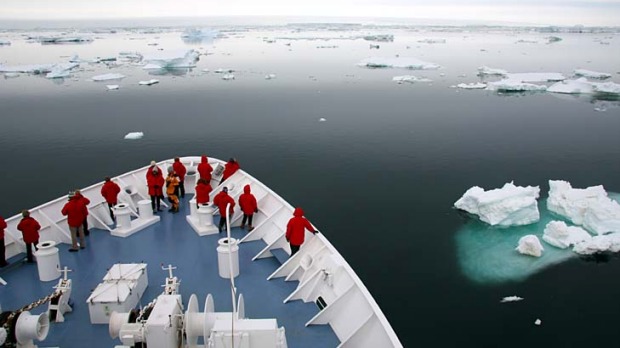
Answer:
[
  {"xmin": 137, "ymin": 200, "xmax": 153, "ymax": 219},
  {"xmin": 216, "ymin": 238, "xmax": 239, "ymax": 278},
  {"xmin": 114, "ymin": 203, "xmax": 132, "ymax": 230},
  {"xmin": 197, "ymin": 204, "xmax": 215, "ymax": 227},
  {"xmin": 34, "ymin": 241, "xmax": 61, "ymax": 282}
]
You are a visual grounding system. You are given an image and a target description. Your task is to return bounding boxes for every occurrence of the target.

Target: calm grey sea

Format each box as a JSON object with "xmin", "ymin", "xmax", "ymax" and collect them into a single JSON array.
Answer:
[{"xmin": 1, "ymin": 20, "xmax": 620, "ymax": 346}]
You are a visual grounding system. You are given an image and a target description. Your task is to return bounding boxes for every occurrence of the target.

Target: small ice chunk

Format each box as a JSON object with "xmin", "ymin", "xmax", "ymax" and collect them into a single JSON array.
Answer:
[
  {"xmin": 124, "ymin": 132, "xmax": 144, "ymax": 140},
  {"xmin": 106, "ymin": 85, "xmax": 120, "ymax": 90},
  {"xmin": 319, "ymin": 118, "xmax": 326, "ymax": 122},
  {"xmin": 454, "ymin": 182, "xmax": 540, "ymax": 227},
  {"xmin": 222, "ymin": 74, "xmax": 235, "ymax": 80},
  {"xmin": 215, "ymin": 68, "xmax": 234, "ymax": 73},
  {"xmin": 358, "ymin": 57, "xmax": 440, "ymax": 70},
  {"xmin": 142, "ymin": 49, "xmax": 199, "ymax": 69},
  {"xmin": 516, "ymin": 235, "xmax": 544, "ymax": 257},
  {"xmin": 202, "ymin": 68, "xmax": 210, "ymax": 73},
  {"xmin": 542, "ymin": 221, "xmax": 592, "ymax": 249},
  {"xmin": 456, "ymin": 82, "xmax": 487, "ymax": 89},
  {"xmin": 591, "ymin": 81, "xmax": 620, "ymax": 95},
  {"xmin": 392, "ymin": 75, "xmax": 432, "ymax": 83},
  {"xmin": 500, "ymin": 296, "xmax": 524, "ymax": 303},
  {"xmin": 265, "ymin": 74, "xmax": 277, "ymax": 80},
  {"xmin": 574, "ymin": 69, "xmax": 611, "ymax": 79},
  {"xmin": 139, "ymin": 79, "xmax": 159, "ymax": 86},
  {"xmin": 477, "ymin": 66, "xmax": 508, "ymax": 76},
  {"xmin": 92, "ymin": 73, "xmax": 126, "ymax": 81},
  {"xmin": 45, "ymin": 63, "xmax": 79, "ymax": 79},
  {"xmin": 535, "ymin": 319, "xmax": 542, "ymax": 326}
]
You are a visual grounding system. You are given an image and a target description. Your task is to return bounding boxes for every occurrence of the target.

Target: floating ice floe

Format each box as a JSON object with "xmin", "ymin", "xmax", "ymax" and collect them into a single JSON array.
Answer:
[
  {"xmin": 358, "ymin": 57, "xmax": 440, "ymax": 70},
  {"xmin": 547, "ymin": 78, "xmax": 595, "ymax": 94},
  {"xmin": 547, "ymin": 180, "xmax": 620, "ymax": 235},
  {"xmin": 222, "ymin": 74, "xmax": 235, "ymax": 80},
  {"xmin": 181, "ymin": 28, "xmax": 219, "ymax": 39},
  {"xmin": 119, "ymin": 51, "xmax": 143, "ymax": 62},
  {"xmin": 3, "ymin": 73, "xmax": 19, "ymax": 78},
  {"xmin": 486, "ymin": 80, "xmax": 547, "ymax": 92},
  {"xmin": 574, "ymin": 69, "xmax": 611, "ymax": 79},
  {"xmin": 38, "ymin": 36, "xmax": 93, "ymax": 44},
  {"xmin": 542, "ymin": 221, "xmax": 592, "ymax": 249},
  {"xmin": 547, "ymin": 36, "xmax": 562, "ymax": 43},
  {"xmin": 142, "ymin": 49, "xmax": 199, "ymax": 69},
  {"xmin": 392, "ymin": 75, "xmax": 432, "ymax": 84},
  {"xmin": 573, "ymin": 233, "xmax": 620, "ymax": 255},
  {"xmin": 214, "ymin": 68, "xmax": 234, "ymax": 74},
  {"xmin": 139, "ymin": 79, "xmax": 159, "ymax": 86},
  {"xmin": 0, "ymin": 64, "xmax": 54, "ymax": 74},
  {"xmin": 455, "ymin": 82, "xmax": 487, "ymax": 89},
  {"xmin": 535, "ymin": 319, "xmax": 542, "ymax": 326},
  {"xmin": 92, "ymin": 73, "xmax": 126, "ymax": 81},
  {"xmin": 45, "ymin": 63, "xmax": 79, "ymax": 79},
  {"xmin": 500, "ymin": 296, "xmax": 524, "ymax": 303},
  {"xmin": 418, "ymin": 38, "xmax": 446, "ymax": 44},
  {"xmin": 592, "ymin": 81, "xmax": 620, "ymax": 94},
  {"xmin": 0, "ymin": 40, "xmax": 11, "ymax": 45},
  {"xmin": 124, "ymin": 132, "xmax": 144, "ymax": 140},
  {"xmin": 319, "ymin": 118, "xmax": 326, "ymax": 122},
  {"xmin": 106, "ymin": 85, "xmax": 120, "ymax": 90},
  {"xmin": 504, "ymin": 72, "xmax": 566, "ymax": 83},
  {"xmin": 454, "ymin": 182, "xmax": 540, "ymax": 227},
  {"xmin": 516, "ymin": 235, "xmax": 544, "ymax": 257},
  {"xmin": 265, "ymin": 74, "xmax": 276, "ymax": 80},
  {"xmin": 363, "ymin": 34, "xmax": 394, "ymax": 42},
  {"xmin": 477, "ymin": 66, "xmax": 508, "ymax": 76}
]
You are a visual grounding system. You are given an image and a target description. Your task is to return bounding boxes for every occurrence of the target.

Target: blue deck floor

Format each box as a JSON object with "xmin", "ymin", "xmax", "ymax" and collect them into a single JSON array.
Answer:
[{"xmin": 0, "ymin": 196, "xmax": 340, "ymax": 347}]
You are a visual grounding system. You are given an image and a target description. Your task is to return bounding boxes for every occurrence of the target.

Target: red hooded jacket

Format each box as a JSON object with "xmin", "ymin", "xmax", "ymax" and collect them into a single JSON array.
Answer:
[
  {"xmin": 101, "ymin": 180, "xmax": 121, "ymax": 205},
  {"xmin": 173, "ymin": 160, "xmax": 187, "ymax": 181},
  {"xmin": 286, "ymin": 208, "xmax": 316, "ymax": 246},
  {"xmin": 238, "ymin": 185, "xmax": 258, "ymax": 215},
  {"xmin": 197, "ymin": 156, "xmax": 213, "ymax": 182},
  {"xmin": 0, "ymin": 216, "xmax": 6, "ymax": 239},
  {"xmin": 213, "ymin": 191, "xmax": 235, "ymax": 218},
  {"xmin": 221, "ymin": 160, "xmax": 240, "ymax": 182},
  {"xmin": 17, "ymin": 216, "xmax": 41, "ymax": 243},
  {"xmin": 195, "ymin": 181, "xmax": 212, "ymax": 205},
  {"xmin": 146, "ymin": 166, "xmax": 165, "ymax": 196},
  {"xmin": 62, "ymin": 197, "xmax": 88, "ymax": 227}
]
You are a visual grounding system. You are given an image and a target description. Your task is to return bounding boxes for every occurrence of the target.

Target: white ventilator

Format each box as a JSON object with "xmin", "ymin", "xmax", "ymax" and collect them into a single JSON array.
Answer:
[{"xmin": 15, "ymin": 311, "xmax": 50, "ymax": 348}]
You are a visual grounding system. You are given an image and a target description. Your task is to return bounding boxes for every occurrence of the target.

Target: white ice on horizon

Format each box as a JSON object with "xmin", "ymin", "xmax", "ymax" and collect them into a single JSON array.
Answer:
[
  {"xmin": 516, "ymin": 235, "xmax": 544, "ymax": 257},
  {"xmin": 92, "ymin": 73, "xmax": 126, "ymax": 81},
  {"xmin": 454, "ymin": 182, "xmax": 540, "ymax": 227},
  {"xmin": 547, "ymin": 180, "xmax": 620, "ymax": 236},
  {"xmin": 455, "ymin": 82, "xmax": 487, "ymax": 89},
  {"xmin": 358, "ymin": 57, "xmax": 440, "ymax": 70},
  {"xmin": 124, "ymin": 132, "xmax": 144, "ymax": 140},
  {"xmin": 542, "ymin": 221, "xmax": 592, "ymax": 249},
  {"xmin": 574, "ymin": 69, "xmax": 611, "ymax": 79},
  {"xmin": 500, "ymin": 296, "xmax": 524, "ymax": 303},
  {"xmin": 392, "ymin": 75, "xmax": 432, "ymax": 84},
  {"xmin": 142, "ymin": 49, "xmax": 199, "ymax": 69}
]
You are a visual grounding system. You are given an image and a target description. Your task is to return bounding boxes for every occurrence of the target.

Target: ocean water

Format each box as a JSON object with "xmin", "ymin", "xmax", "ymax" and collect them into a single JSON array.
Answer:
[{"xmin": 1, "ymin": 20, "xmax": 620, "ymax": 347}]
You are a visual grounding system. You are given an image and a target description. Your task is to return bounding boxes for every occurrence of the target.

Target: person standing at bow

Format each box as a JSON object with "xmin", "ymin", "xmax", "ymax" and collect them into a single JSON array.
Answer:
[
  {"xmin": 146, "ymin": 161, "xmax": 164, "ymax": 213},
  {"xmin": 17, "ymin": 210, "xmax": 41, "ymax": 263},
  {"xmin": 62, "ymin": 191, "xmax": 87, "ymax": 252},
  {"xmin": 197, "ymin": 155, "xmax": 213, "ymax": 184},
  {"xmin": 238, "ymin": 184, "xmax": 258, "ymax": 231},
  {"xmin": 172, "ymin": 157, "xmax": 187, "ymax": 198},
  {"xmin": 285, "ymin": 207, "xmax": 318, "ymax": 256},
  {"xmin": 74, "ymin": 190, "xmax": 90, "ymax": 236},
  {"xmin": 101, "ymin": 177, "xmax": 121, "ymax": 220},
  {"xmin": 166, "ymin": 168, "xmax": 180, "ymax": 213},
  {"xmin": 213, "ymin": 187, "xmax": 235, "ymax": 233},
  {"xmin": 221, "ymin": 158, "xmax": 240, "ymax": 184},
  {"xmin": 195, "ymin": 178, "xmax": 212, "ymax": 208},
  {"xmin": 0, "ymin": 215, "xmax": 8, "ymax": 267}
]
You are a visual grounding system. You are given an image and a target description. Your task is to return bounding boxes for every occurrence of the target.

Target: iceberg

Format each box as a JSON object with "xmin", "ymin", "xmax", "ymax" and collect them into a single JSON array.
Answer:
[
  {"xmin": 455, "ymin": 83, "xmax": 487, "ymax": 89},
  {"xmin": 92, "ymin": 73, "xmax": 126, "ymax": 81},
  {"xmin": 477, "ymin": 66, "xmax": 508, "ymax": 76},
  {"xmin": 542, "ymin": 221, "xmax": 591, "ymax": 249},
  {"xmin": 392, "ymin": 75, "xmax": 432, "ymax": 83},
  {"xmin": 547, "ymin": 180, "xmax": 607, "ymax": 226},
  {"xmin": 358, "ymin": 57, "xmax": 440, "ymax": 70},
  {"xmin": 573, "ymin": 233, "xmax": 620, "ymax": 255},
  {"xmin": 454, "ymin": 182, "xmax": 540, "ymax": 227},
  {"xmin": 574, "ymin": 69, "xmax": 611, "ymax": 79},
  {"xmin": 139, "ymin": 79, "xmax": 159, "ymax": 86},
  {"xmin": 142, "ymin": 49, "xmax": 199, "ymax": 69},
  {"xmin": 124, "ymin": 132, "xmax": 144, "ymax": 140},
  {"xmin": 516, "ymin": 235, "xmax": 544, "ymax": 257}
]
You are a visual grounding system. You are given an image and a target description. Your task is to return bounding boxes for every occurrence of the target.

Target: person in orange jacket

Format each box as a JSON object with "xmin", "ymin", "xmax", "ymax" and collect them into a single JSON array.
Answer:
[
  {"xmin": 17, "ymin": 210, "xmax": 41, "ymax": 263},
  {"xmin": 101, "ymin": 177, "xmax": 121, "ymax": 219},
  {"xmin": 197, "ymin": 155, "xmax": 213, "ymax": 183},
  {"xmin": 238, "ymin": 184, "xmax": 258, "ymax": 231},
  {"xmin": 166, "ymin": 168, "xmax": 180, "ymax": 213},
  {"xmin": 61, "ymin": 191, "xmax": 88, "ymax": 251},
  {"xmin": 195, "ymin": 178, "xmax": 212, "ymax": 208},
  {"xmin": 172, "ymin": 157, "xmax": 187, "ymax": 198},
  {"xmin": 213, "ymin": 187, "xmax": 235, "ymax": 233},
  {"xmin": 220, "ymin": 158, "xmax": 240, "ymax": 184},
  {"xmin": 146, "ymin": 161, "xmax": 165, "ymax": 213},
  {"xmin": 285, "ymin": 207, "xmax": 318, "ymax": 256},
  {"xmin": 75, "ymin": 190, "xmax": 91, "ymax": 236},
  {"xmin": 0, "ymin": 215, "xmax": 8, "ymax": 267}
]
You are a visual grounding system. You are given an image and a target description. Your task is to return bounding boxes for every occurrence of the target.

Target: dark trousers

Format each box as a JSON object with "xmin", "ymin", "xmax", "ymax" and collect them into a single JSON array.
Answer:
[
  {"xmin": 83, "ymin": 218, "xmax": 89, "ymax": 236},
  {"xmin": 175, "ymin": 180, "xmax": 185, "ymax": 198},
  {"xmin": 151, "ymin": 195, "xmax": 161, "ymax": 210},
  {"xmin": 0, "ymin": 238, "xmax": 7, "ymax": 266},
  {"xmin": 26, "ymin": 240, "xmax": 39, "ymax": 263},
  {"xmin": 108, "ymin": 202, "xmax": 115, "ymax": 219},
  {"xmin": 290, "ymin": 244, "xmax": 300, "ymax": 256},
  {"xmin": 218, "ymin": 216, "xmax": 228, "ymax": 232},
  {"xmin": 241, "ymin": 214, "xmax": 253, "ymax": 226}
]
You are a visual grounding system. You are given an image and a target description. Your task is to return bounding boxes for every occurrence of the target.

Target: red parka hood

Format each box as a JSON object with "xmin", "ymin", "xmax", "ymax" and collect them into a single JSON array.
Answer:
[
  {"xmin": 244, "ymin": 185, "xmax": 251, "ymax": 193},
  {"xmin": 201, "ymin": 156, "xmax": 208, "ymax": 163},
  {"xmin": 293, "ymin": 207, "xmax": 304, "ymax": 217}
]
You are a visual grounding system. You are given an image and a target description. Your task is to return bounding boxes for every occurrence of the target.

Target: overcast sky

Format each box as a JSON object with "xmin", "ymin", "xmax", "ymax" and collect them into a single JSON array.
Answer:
[{"xmin": 1, "ymin": 0, "xmax": 619, "ymax": 26}]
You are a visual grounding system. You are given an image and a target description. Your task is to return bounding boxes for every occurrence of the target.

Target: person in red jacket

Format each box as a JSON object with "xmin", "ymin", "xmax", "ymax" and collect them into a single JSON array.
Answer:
[
  {"xmin": 195, "ymin": 178, "xmax": 212, "ymax": 208},
  {"xmin": 213, "ymin": 187, "xmax": 235, "ymax": 233},
  {"xmin": 0, "ymin": 215, "xmax": 8, "ymax": 267},
  {"xmin": 220, "ymin": 158, "xmax": 240, "ymax": 184},
  {"xmin": 172, "ymin": 157, "xmax": 187, "ymax": 198},
  {"xmin": 101, "ymin": 177, "xmax": 121, "ymax": 219},
  {"xmin": 17, "ymin": 210, "xmax": 41, "ymax": 263},
  {"xmin": 238, "ymin": 184, "xmax": 258, "ymax": 231},
  {"xmin": 285, "ymin": 207, "xmax": 318, "ymax": 256},
  {"xmin": 61, "ymin": 191, "xmax": 87, "ymax": 251},
  {"xmin": 197, "ymin": 155, "xmax": 213, "ymax": 184},
  {"xmin": 146, "ymin": 161, "xmax": 165, "ymax": 213},
  {"xmin": 75, "ymin": 190, "xmax": 91, "ymax": 236}
]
